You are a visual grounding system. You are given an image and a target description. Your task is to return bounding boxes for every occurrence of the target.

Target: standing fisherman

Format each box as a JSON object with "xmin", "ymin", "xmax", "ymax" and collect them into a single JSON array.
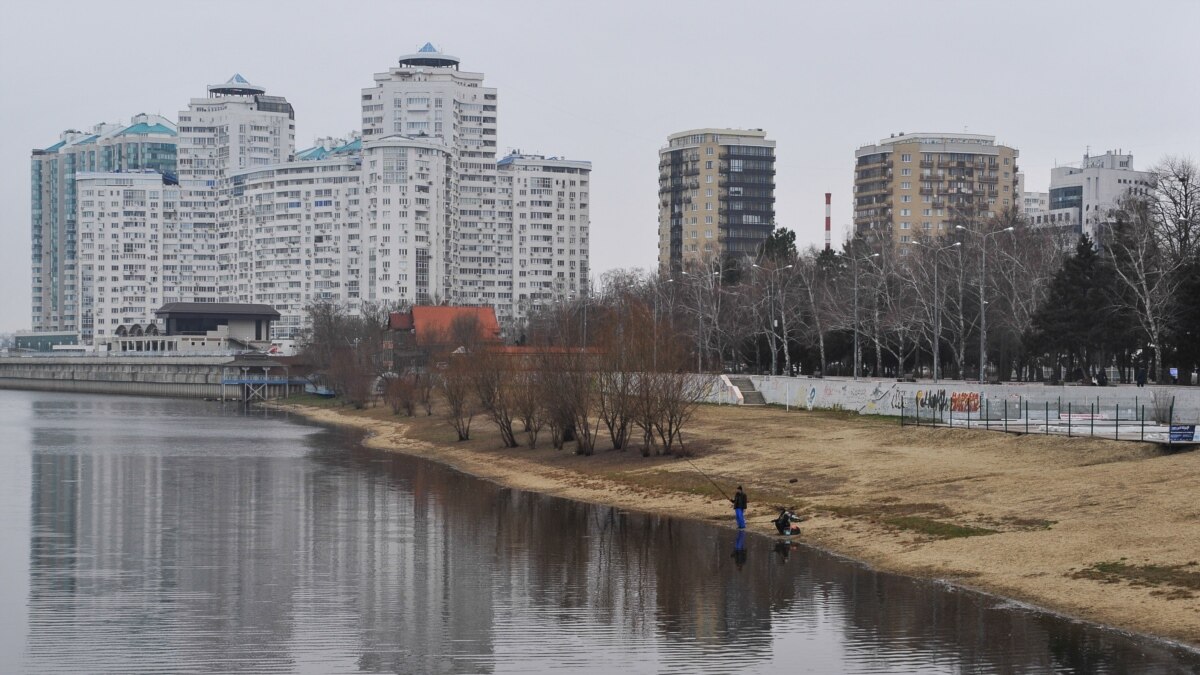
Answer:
[{"xmin": 732, "ymin": 486, "xmax": 748, "ymax": 529}]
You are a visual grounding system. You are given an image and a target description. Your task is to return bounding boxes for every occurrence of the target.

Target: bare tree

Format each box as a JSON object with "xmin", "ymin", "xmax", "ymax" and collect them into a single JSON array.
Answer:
[
  {"xmin": 1107, "ymin": 196, "xmax": 1183, "ymax": 383},
  {"xmin": 472, "ymin": 349, "xmax": 520, "ymax": 448},
  {"xmin": 439, "ymin": 357, "xmax": 476, "ymax": 441},
  {"xmin": 510, "ymin": 366, "xmax": 545, "ymax": 449},
  {"xmin": 383, "ymin": 371, "xmax": 417, "ymax": 416},
  {"xmin": 1148, "ymin": 156, "xmax": 1200, "ymax": 264}
]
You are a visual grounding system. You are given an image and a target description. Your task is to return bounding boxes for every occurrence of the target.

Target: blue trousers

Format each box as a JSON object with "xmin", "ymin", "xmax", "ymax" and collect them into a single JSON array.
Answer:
[{"xmin": 735, "ymin": 508, "xmax": 746, "ymax": 529}]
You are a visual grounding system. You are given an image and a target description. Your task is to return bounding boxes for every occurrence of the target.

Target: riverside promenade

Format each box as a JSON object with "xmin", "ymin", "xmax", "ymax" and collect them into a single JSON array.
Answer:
[{"xmin": 0, "ymin": 354, "xmax": 299, "ymax": 399}]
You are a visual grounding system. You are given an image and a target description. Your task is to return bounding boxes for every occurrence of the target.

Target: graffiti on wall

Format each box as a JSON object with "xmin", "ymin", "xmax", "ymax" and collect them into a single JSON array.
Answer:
[
  {"xmin": 950, "ymin": 392, "xmax": 980, "ymax": 413},
  {"xmin": 914, "ymin": 389, "xmax": 949, "ymax": 412},
  {"xmin": 806, "ymin": 386, "xmax": 817, "ymax": 411}
]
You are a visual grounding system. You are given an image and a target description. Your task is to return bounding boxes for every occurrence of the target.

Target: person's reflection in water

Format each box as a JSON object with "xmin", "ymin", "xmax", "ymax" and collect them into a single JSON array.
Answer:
[
  {"xmin": 773, "ymin": 540, "xmax": 791, "ymax": 565},
  {"xmin": 731, "ymin": 530, "xmax": 748, "ymax": 570}
]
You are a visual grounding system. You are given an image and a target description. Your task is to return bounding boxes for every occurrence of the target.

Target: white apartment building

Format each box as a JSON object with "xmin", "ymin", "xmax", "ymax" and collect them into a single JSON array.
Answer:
[
  {"xmin": 37, "ymin": 54, "xmax": 590, "ymax": 342},
  {"xmin": 30, "ymin": 114, "xmax": 177, "ymax": 334},
  {"xmin": 76, "ymin": 172, "xmax": 176, "ymax": 339},
  {"xmin": 227, "ymin": 137, "xmax": 363, "ymax": 339},
  {"xmin": 361, "ymin": 44, "xmax": 505, "ymax": 309},
  {"xmin": 362, "ymin": 134, "xmax": 454, "ymax": 305},
  {"xmin": 497, "ymin": 152, "xmax": 591, "ymax": 325},
  {"xmin": 1021, "ymin": 191, "xmax": 1048, "ymax": 218},
  {"xmin": 358, "ymin": 44, "xmax": 590, "ymax": 330},
  {"xmin": 1030, "ymin": 150, "xmax": 1153, "ymax": 243},
  {"xmin": 176, "ymin": 75, "xmax": 296, "ymax": 305}
]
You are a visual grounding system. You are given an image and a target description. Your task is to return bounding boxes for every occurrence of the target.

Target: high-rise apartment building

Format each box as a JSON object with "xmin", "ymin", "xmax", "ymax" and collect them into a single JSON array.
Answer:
[
  {"xmin": 32, "ymin": 49, "xmax": 590, "ymax": 343},
  {"xmin": 1028, "ymin": 150, "xmax": 1152, "ymax": 243},
  {"xmin": 76, "ymin": 171, "xmax": 179, "ymax": 339},
  {"xmin": 362, "ymin": 44, "xmax": 500, "ymax": 310},
  {"xmin": 361, "ymin": 44, "xmax": 588, "ymax": 327},
  {"xmin": 658, "ymin": 129, "xmax": 776, "ymax": 275},
  {"xmin": 361, "ymin": 134, "xmax": 455, "ymax": 305},
  {"xmin": 30, "ymin": 114, "xmax": 177, "ymax": 334},
  {"xmin": 227, "ymin": 137, "xmax": 363, "ymax": 339},
  {"xmin": 853, "ymin": 133, "xmax": 1020, "ymax": 253},
  {"xmin": 177, "ymin": 75, "xmax": 295, "ymax": 304},
  {"xmin": 497, "ymin": 152, "xmax": 591, "ymax": 324}
]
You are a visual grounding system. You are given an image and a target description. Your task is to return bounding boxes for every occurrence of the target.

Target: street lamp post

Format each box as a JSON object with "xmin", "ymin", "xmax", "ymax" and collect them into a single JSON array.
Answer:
[
  {"xmin": 682, "ymin": 270, "xmax": 720, "ymax": 373},
  {"xmin": 957, "ymin": 225, "xmax": 1014, "ymax": 383},
  {"xmin": 654, "ymin": 278, "xmax": 674, "ymax": 372},
  {"xmin": 852, "ymin": 252, "xmax": 879, "ymax": 380},
  {"xmin": 914, "ymin": 240, "xmax": 960, "ymax": 382},
  {"xmin": 752, "ymin": 263, "xmax": 793, "ymax": 375}
]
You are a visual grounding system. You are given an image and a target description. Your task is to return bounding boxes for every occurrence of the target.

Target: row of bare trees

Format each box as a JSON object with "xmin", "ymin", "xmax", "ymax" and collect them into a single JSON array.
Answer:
[
  {"xmin": 653, "ymin": 213, "xmax": 1067, "ymax": 382},
  {"xmin": 645, "ymin": 157, "xmax": 1199, "ymax": 384},
  {"xmin": 438, "ymin": 299, "xmax": 713, "ymax": 456},
  {"xmin": 299, "ymin": 300, "xmax": 398, "ymax": 407}
]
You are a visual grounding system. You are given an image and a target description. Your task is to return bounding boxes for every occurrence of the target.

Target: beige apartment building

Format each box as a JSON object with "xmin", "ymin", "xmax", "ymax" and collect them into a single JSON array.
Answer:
[
  {"xmin": 658, "ymin": 128, "xmax": 776, "ymax": 275},
  {"xmin": 853, "ymin": 133, "xmax": 1019, "ymax": 252}
]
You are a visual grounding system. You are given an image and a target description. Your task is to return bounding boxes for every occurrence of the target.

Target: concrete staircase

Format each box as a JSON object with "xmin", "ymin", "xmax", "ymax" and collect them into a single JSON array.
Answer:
[{"xmin": 728, "ymin": 376, "xmax": 766, "ymax": 406}]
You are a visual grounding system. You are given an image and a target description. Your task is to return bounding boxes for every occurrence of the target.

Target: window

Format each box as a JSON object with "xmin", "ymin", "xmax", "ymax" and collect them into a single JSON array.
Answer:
[
  {"xmin": 922, "ymin": 209, "xmax": 932, "ymax": 216},
  {"xmin": 901, "ymin": 168, "xmax": 911, "ymax": 176},
  {"xmin": 706, "ymin": 147, "xmax": 714, "ymax": 155},
  {"xmin": 705, "ymin": 215, "xmax": 713, "ymax": 224},
  {"xmin": 901, "ymin": 154, "xmax": 912, "ymax": 162},
  {"xmin": 706, "ymin": 176, "xmax": 712, "ymax": 184},
  {"xmin": 901, "ymin": 182, "xmax": 911, "ymax": 189},
  {"xmin": 730, "ymin": 159, "xmax": 743, "ymax": 172},
  {"xmin": 922, "ymin": 222, "xmax": 931, "ymax": 230},
  {"xmin": 900, "ymin": 222, "xmax": 910, "ymax": 229},
  {"xmin": 900, "ymin": 208, "xmax": 911, "ymax": 216},
  {"xmin": 705, "ymin": 161, "xmax": 713, "ymax": 169},
  {"xmin": 900, "ymin": 195, "xmax": 911, "ymax": 203}
]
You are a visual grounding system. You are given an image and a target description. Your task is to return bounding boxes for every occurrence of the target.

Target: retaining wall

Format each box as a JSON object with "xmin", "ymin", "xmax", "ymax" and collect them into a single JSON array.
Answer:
[
  {"xmin": 0, "ymin": 356, "xmax": 286, "ymax": 400},
  {"xmin": 739, "ymin": 375, "xmax": 1200, "ymax": 424}
]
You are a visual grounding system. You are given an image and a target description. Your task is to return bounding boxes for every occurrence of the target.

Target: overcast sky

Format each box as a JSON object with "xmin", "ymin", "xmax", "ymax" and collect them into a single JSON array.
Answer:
[{"xmin": 1, "ymin": 0, "xmax": 1197, "ymax": 333}]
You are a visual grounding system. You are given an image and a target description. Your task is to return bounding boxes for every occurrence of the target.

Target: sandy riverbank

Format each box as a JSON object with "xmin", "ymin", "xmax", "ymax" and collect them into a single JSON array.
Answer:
[{"xmin": 269, "ymin": 398, "xmax": 1200, "ymax": 648}]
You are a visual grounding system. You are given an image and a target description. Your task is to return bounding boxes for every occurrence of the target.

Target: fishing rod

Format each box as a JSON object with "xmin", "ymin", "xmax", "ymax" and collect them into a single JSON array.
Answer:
[{"xmin": 682, "ymin": 456, "xmax": 733, "ymax": 503}]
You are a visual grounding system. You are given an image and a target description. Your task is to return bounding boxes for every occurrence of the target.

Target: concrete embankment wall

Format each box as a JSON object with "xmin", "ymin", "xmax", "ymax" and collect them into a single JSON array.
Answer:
[
  {"xmin": 0, "ymin": 356, "xmax": 242, "ymax": 399},
  {"xmin": 740, "ymin": 375, "xmax": 1200, "ymax": 424}
]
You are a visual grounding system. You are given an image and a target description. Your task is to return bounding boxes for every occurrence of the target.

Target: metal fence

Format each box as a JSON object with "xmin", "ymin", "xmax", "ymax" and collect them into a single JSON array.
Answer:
[{"xmin": 897, "ymin": 390, "xmax": 1196, "ymax": 445}]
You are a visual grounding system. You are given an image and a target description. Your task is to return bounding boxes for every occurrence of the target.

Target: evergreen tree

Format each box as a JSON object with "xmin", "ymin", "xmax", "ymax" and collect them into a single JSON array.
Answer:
[
  {"xmin": 1028, "ymin": 235, "xmax": 1122, "ymax": 379},
  {"xmin": 762, "ymin": 227, "xmax": 797, "ymax": 262}
]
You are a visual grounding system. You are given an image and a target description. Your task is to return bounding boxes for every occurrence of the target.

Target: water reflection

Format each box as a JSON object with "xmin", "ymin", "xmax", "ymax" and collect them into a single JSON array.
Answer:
[{"xmin": 11, "ymin": 392, "xmax": 1200, "ymax": 674}]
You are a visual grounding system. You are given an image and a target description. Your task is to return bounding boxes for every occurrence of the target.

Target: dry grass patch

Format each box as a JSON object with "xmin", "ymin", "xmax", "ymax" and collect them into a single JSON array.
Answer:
[
  {"xmin": 812, "ymin": 500, "xmax": 997, "ymax": 540},
  {"xmin": 1071, "ymin": 561, "xmax": 1200, "ymax": 600}
]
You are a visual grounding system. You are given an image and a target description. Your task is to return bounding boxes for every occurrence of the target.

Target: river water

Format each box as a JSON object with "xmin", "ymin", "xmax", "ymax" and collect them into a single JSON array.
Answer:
[{"xmin": 2, "ymin": 390, "xmax": 1197, "ymax": 674}]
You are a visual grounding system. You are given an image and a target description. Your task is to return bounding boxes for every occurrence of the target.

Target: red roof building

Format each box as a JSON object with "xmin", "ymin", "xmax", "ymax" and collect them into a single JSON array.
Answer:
[{"xmin": 387, "ymin": 307, "xmax": 503, "ymax": 369}]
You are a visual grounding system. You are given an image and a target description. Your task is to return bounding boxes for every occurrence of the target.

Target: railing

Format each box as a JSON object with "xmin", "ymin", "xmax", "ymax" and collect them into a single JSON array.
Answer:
[{"xmin": 898, "ymin": 392, "xmax": 1195, "ymax": 445}]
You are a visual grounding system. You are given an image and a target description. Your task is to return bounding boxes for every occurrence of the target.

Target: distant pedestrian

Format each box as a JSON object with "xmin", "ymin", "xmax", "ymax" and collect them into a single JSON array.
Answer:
[
  {"xmin": 1136, "ymin": 367, "xmax": 1147, "ymax": 388},
  {"xmin": 1097, "ymin": 370, "xmax": 1108, "ymax": 387},
  {"xmin": 731, "ymin": 486, "xmax": 748, "ymax": 529}
]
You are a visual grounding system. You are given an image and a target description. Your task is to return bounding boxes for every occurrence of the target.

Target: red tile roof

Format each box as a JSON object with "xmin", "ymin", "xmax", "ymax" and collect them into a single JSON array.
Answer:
[{"xmin": 393, "ymin": 306, "xmax": 502, "ymax": 346}]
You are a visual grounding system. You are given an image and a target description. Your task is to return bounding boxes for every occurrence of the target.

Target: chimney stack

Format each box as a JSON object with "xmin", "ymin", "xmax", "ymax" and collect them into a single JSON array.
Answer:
[{"xmin": 824, "ymin": 192, "xmax": 832, "ymax": 251}]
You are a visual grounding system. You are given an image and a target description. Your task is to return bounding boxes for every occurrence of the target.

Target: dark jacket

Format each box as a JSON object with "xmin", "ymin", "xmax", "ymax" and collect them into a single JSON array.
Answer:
[{"xmin": 732, "ymin": 490, "xmax": 748, "ymax": 510}]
